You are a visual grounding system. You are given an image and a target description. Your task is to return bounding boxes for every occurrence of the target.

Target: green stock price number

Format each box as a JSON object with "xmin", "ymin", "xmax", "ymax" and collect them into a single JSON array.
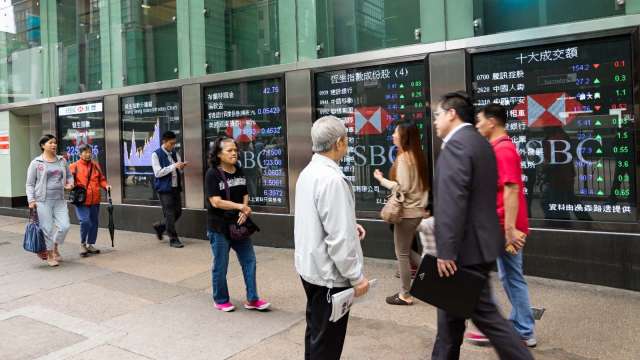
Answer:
[
  {"xmin": 616, "ymin": 131, "xmax": 630, "ymax": 140},
  {"xmin": 617, "ymin": 160, "xmax": 631, "ymax": 168},
  {"xmin": 614, "ymin": 74, "xmax": 628, "ymax": 82},
  {"xmin": 613, "ymin": 146, "xmax": 630, "ymax": 154},
  {"xmin": 614, "ymin": 188, "xmax": 631, "ymax": 197},
  {"xmin": 618, "ymin": 174, "xmax": 631, "ymax": 183},
  {"xmin": 615, "ymin": 89, "xmax": 628, "ymax": 96}
]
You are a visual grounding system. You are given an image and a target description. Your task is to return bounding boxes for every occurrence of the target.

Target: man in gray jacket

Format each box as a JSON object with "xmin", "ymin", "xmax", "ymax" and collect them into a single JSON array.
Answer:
[{"xmin": 294, "ymin": 115, "xmax": 369, "ymax": 360}]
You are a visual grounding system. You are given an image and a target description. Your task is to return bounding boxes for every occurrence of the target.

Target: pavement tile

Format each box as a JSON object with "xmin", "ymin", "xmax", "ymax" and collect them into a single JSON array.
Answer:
[
  {"xmin": 104, "ymin": 291, "xmax": 303, "ymax": 360},
  {"xmin": 66, "ymin": 345, "xmax": 153, "ymax": 360},
  {"xmin": 0, "ymin": 315, "xmax": 86, "ymax": 360},
  {"xmin": 4, "ymin": 282, "xmax": 153, "ymax": 323},
  {"xmin": 87, "ymin": 272, "xmax": 195, "ymax": 303}
]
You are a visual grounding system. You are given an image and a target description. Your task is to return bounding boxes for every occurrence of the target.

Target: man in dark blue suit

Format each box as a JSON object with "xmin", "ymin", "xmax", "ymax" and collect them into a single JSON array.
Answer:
[{"xmin": 430, "ymin": 92, "xmax": 533, "ymax": 360}]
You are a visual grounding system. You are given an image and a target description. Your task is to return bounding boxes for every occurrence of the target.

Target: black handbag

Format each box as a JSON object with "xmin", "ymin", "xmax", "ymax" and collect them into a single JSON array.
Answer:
[
  {"xmin": 69, "ymin": 162, "xmax": 94, "ymax": 206},
  {"xmin": 218, "ymin": 168, "xmax": 260, "ymax": 241}
]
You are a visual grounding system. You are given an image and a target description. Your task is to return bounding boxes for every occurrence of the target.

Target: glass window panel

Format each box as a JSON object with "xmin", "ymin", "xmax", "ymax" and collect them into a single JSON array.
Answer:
[
  {"xmin": 315, "ymin": 0, "xmax": 420, "ymax": 58},
  {"xmin": 121, "ymin": 0, "xmax": 177, "ymax": 85},
  {"xmin": 469, "ymin": 0, "xmax": 625, "ymax": 38},
  {"xmin": 471, "ymin": 35, "xmax": 636, "ymax": 222},
  {"xmin": 120, "ymin": 91, "xmax": 181, "ymax": 203},
  {"xmin": 314, "ymin": 61, "xmax": 430, "ymax": 212},
  {"xmin": 0, "ymin": 0, "xmax": 42, "ymax": 104},
  {"xmin": 203, "ymin": 78, "xmax": 287, "ymax": 208},
  {"xmin": 204, "ymin": 0, "xmax": 280, "ymax": 73},
  {"xmin": 57, "ymin": 0, "xmax": 102, "ymax": 95}
]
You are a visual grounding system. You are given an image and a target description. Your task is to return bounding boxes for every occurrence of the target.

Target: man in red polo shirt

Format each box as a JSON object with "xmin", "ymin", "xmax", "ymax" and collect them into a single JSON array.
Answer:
[{"xmin": 466, "ymin": 103, "xmax": 537, "ymax": 348}]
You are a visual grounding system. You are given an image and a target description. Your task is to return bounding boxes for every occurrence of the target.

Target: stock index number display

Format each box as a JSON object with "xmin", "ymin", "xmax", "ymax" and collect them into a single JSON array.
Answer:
[
  {"xmin": 315, "ymin": 61, "xmax": 429, "ymax": 212},
  {"xmin": 472, "ymin": 35, "xmax": 636, "ymax": 222},
  {"xmin": 203, "ymin": 78, "xmax": 287, "ymax": 208}
]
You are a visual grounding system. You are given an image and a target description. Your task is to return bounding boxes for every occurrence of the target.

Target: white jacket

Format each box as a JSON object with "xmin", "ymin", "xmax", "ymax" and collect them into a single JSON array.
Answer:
[{"xmin": 294, "ymin": 154, "xmax": 364, "ymax": 288}]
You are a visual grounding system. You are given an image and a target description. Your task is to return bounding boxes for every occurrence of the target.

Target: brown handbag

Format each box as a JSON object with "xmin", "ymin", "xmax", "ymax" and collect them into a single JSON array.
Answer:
[{"xmin": 380, "ymin": 185, "xmax": 405, "ymax": 224}]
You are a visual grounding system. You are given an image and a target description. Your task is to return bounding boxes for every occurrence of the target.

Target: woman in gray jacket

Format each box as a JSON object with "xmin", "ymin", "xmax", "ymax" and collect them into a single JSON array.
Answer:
[{"xmin": 26, "ymin": 134, "xmax": 74, "ymax": 267}]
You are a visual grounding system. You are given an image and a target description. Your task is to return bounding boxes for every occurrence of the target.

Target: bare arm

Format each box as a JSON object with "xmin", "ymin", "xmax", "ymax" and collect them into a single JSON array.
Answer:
[{"xmin": 504, "ymin": 183, "xmax": 526, "ymax": 250}]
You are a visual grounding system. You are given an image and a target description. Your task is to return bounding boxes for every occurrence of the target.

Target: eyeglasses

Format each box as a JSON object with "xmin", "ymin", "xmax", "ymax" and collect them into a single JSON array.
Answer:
[{"xmin": 433, "ymin": 109, "xmax": 448, "ymax": 117}]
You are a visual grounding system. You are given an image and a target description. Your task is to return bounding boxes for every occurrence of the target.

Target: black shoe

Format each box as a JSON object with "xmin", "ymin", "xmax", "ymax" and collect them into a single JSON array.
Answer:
[
  {"xmin": 169, "ymin": 239, "xmax": 184, "ymax": 248},
  {"xmin": 153, "ymin": 223, "xmax": 165, "ymax": 240}
]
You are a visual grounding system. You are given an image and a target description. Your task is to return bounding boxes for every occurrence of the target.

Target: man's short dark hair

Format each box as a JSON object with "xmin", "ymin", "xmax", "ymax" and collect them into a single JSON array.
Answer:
[
  {"xmin": 78, "ymin": 144, "xmax": 92, "ymax": 154},
  {"xmin": 161, "ymin": 131, "xmax": 177, "ymax": 142},
  {"xmin": 478, "ymin": 103, "xmax": 507, "ymax": 127},
  {"xmin": 438, "ymin": 91, "xmax": 474, "ymax": 124}
]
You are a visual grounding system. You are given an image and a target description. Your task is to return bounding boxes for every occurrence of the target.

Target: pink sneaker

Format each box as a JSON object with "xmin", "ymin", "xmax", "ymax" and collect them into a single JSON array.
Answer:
[
  {"xmin": 244, "ymin": 299, "xmax": 271, "ymax": 311},
  {"xmin": 464, "ymin": 331, "xmax": 490, "ymax": 345},
  {"xmin": 214, "ymin": 302, "xmax": 235, "ymax": 312}
]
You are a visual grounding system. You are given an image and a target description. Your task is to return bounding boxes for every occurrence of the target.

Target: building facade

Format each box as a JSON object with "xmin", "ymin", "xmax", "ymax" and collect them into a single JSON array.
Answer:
[{"xmin": 1, "ymin": 0, "xmax": 639, "ymax": 291}]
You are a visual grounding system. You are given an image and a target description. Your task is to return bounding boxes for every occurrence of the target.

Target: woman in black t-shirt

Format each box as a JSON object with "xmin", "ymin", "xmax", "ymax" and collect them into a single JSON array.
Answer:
[{"xmin": 205, "ymin": 137, "xmax": 270, "ymax": 312}]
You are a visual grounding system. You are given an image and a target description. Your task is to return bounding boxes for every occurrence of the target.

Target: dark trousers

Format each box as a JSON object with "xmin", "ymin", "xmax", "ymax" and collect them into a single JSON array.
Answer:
[
  {"xmin": 431, "ymin": 265, "xmax": 533, "ymax": 360},
  {"xmin": 301, "ymin": 278, "xmax": 350, "ymax": 360},
  {"xmin": 156, "ymin": 188, "xmax": 182, "ymax": 240}
]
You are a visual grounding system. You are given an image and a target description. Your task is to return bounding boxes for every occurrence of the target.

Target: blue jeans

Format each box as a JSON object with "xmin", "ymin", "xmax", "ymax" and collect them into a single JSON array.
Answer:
[
  {"xmin": 208, "ymin": 230, "xmax": 259, "ymax": 304},
  {"xmin": 496, "ymin": 251, "xmax": 535, "ymax": 340},
  {"xmin": 75, "ymin": 204, "xmax": 100, "ymax": 245}
]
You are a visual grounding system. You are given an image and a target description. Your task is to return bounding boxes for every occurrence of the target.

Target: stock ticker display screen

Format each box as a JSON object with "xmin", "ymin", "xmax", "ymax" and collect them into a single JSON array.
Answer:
[
  {"xmin": 57, "ymin": 102, "xmax": 106, "ymax": 172},
  {"xmin": 203, "ymin": 78, "xmax": 288, "ymax": 208},
  {"xmin": 315, "ymin": 61, "xmax": 429, "ymax": 212},
  {"xmin": 472, "ymin": 35, "xmax": 636, "ymax": 222},
  {"xmin": 120, "ymin": 91, "xmax": 182, "ymax": 202}
]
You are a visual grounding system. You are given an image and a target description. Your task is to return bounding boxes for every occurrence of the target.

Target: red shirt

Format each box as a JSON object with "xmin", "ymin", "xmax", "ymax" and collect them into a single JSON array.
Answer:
[{"xmin": 491, "ymin": 135, "xmax": 529, "ymax": 235}]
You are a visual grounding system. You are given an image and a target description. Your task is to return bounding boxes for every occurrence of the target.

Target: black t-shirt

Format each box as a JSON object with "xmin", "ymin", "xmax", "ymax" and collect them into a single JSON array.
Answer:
[{"xmin": 205, "ymin": 166, "xmax": 249, "ymax": 232}]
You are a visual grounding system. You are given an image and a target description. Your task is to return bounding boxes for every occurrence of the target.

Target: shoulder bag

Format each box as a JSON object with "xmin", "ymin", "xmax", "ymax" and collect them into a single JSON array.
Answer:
[
  {"xmin": 380, "ymin": 184, "xmax": 405, "ymax": 224},
  {"xmin": 217, "ymin": 168, "xmax": 260, "ymax": 241},
  {"xmin": 69, "ymin": 162, "xmax": 94, "ymax": 206}
]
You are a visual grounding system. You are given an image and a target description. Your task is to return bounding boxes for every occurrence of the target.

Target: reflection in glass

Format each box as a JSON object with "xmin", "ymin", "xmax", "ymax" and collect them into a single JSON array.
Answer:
[
  {"xmin": 471, "ymin": 0, "xmax": 625, "ymax": 37},
  {"xmin": 120, "ymin": 91, "xmax": 181, "ymax": 202},
  {"xmin": 121, "ymin": 0, "xmax": 177, "ymax": 85},
  {"xmin": 57, "ymin": 0, "xmax": 102, "ymax": 94},
  {"xmin": 204, "ymin": 0, "xmax": 280, "ymax": 73},
  {"xmin": 471, "ymin": 36, "xmax": 636, "ymax": 222},
  {"xmin": 203, "ymin": 78, "xmax": 287, "ymax": 208},
  {"xmin": 315, "ymin": 0, "xmax": 420, "ymax": 58},
  {"xmin": 57, "ymin": 102, "xmax": 106, "ymax": 173},
  {"xmin": 0, "ymin": 0, "xmax": 42, "ymax": 103},
  {"xmin": 315, "ymin": 61, "xmax": 430, "ymax": 212}
]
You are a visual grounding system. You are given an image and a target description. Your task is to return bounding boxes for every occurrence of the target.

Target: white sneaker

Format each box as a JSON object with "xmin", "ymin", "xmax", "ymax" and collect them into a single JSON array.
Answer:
[{"xmin": 523, "ymin": 338, "xmax": 537, "ymax": 348}]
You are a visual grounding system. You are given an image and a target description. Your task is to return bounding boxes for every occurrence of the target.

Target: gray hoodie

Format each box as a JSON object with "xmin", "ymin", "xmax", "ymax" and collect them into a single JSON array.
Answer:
[{"xmin": 26, "ymin": 155, "xmax": 74, "ymax": 203}]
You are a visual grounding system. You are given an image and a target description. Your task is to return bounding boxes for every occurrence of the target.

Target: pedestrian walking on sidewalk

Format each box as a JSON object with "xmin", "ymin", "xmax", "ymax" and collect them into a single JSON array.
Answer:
[
  {"xmin": 295, "ymin": 116, "xmax": 370, "ymax": 360},
  {"xmin": 69, "ymin": 144, "xmax": 111, "ymax": 257},
  {"xmin": 468, "ymin": 103, "xmax": 537, "ymax": 347},
  {"xmin": 374, "ymin": 120, "xmax": 430, "ymax": 306},
  {"xmin": 430, "ymin": 92, "xmax": 532, "ymax": 360},
  {"xmin": 26, "ymin": 134, "xmax": 74, "ymax": 267},
  {"xmin": 152, "ymin": 131, "xmax": 187, "ymax": 248},
  {"xmin": 205, "ymin": 137, "xmax": 270, "ymax": 313}
]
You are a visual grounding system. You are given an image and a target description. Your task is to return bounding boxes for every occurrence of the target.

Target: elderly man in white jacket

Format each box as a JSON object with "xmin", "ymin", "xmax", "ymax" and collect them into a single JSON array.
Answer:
[{"xmin": 295, "ymin": 115, "xmax": 370, "ymax": 360}]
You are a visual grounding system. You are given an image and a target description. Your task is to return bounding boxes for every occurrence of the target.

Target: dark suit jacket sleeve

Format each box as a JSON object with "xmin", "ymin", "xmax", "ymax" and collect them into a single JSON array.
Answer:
[{"xmin": 435, "ymin": 139, "xmax": 472, "ymax": 261}]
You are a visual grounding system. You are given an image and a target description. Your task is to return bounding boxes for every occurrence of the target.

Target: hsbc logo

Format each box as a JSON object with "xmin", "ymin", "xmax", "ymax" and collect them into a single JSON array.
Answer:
[
  {"xmin": 226, "ymin": 118, "xmax": 260, "ymax": 143},
  {"xmin": 351, "ymin": 107, "xmax": 393, "ymax": 135},
  {"xmin": 514, "ymin": 92, "xmax": 583, "ymax": 127}
]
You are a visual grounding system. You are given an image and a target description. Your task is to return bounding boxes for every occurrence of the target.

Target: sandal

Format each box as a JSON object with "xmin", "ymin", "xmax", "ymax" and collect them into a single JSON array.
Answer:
[{"xmin": 385, "ymin": 293, "xmax": 413, "ymax": 306}]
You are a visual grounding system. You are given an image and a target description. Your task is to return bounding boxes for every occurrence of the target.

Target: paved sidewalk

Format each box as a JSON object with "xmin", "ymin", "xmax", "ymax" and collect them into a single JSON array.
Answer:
[{"xmin": 0, "ymin": 215, "xmax": 638, "ymax": 360}]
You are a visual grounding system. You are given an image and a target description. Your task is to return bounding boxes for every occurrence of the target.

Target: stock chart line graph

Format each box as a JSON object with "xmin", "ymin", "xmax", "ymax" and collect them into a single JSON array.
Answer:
[{"xmin": 123, "ymin": 120, "xmax": 160, "ymax": 168}]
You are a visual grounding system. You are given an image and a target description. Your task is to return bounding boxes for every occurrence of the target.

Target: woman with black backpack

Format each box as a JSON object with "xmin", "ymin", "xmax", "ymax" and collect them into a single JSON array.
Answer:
[{"xmin": 204, "ymin": 137, "xmax": 270, "ymax": 312}]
